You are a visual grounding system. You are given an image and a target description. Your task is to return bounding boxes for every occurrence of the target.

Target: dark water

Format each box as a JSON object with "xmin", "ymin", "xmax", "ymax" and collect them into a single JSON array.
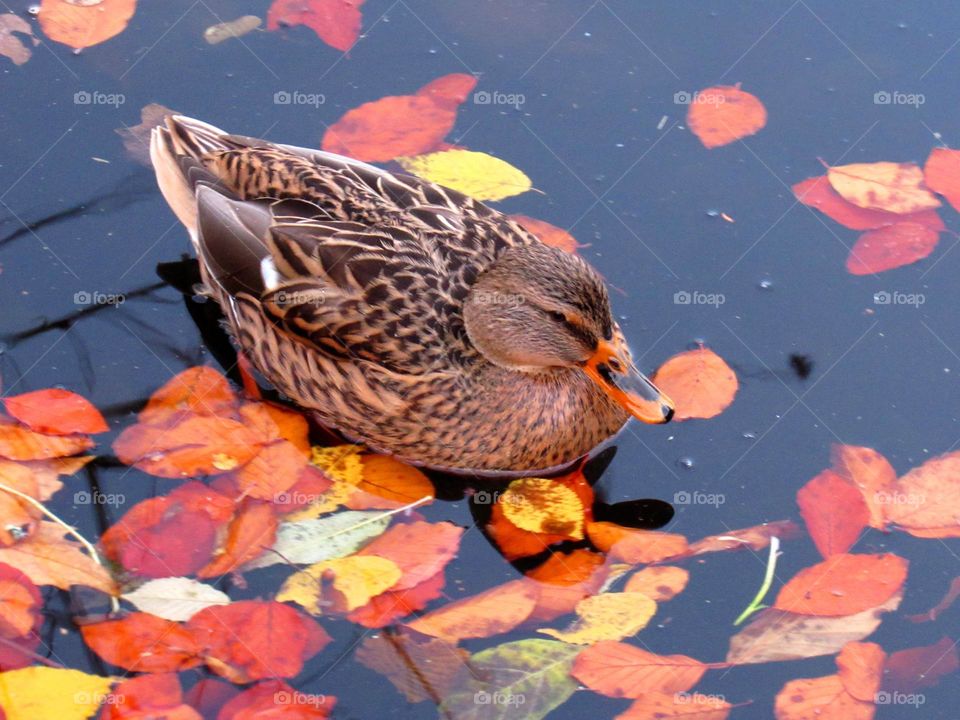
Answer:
[{"xmin": 2, "ymin": 1, "xmax": 960, "ymax": 717}]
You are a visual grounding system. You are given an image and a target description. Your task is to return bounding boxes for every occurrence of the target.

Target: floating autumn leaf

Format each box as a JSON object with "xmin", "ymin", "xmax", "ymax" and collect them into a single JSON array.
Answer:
[
  {"xmin": 397, "ymin": 149, "xmax": 532, "ymax": 202},
  {"xmin": 38, "ymin": 0, "xmax": 137, "ymax": 50},
  {"xmin": 0, "ymin": 521, "xmax": 114, "ymax": 593},
  {"xmin": 321, "ymin": 74, "xmax": 476, "ymax": 162},
  {"xmin": 525, "ymin": 548, "xmax": 608, "ymax": 622},
  {"xmin": 4, "ymin": 389, "xmax": 107, "ymax": 435},
  {"xmin": 617, "ymin": 691, "xmax": 732, "ymax": 719},
  {"xmin": 0, "ymin": 417, "xmax": 94, "ymax": 461},
  {"xmin": 100, "ymin": 481, "xmax": 234, "ymax": 578},
  {"xmin": 348, "ymin": 569, "xmax": 446, "ymax": 628},
  {"xmin": 792, "ymin": 175, "xmax": 945, "ymax": 232},
  {"xmin": 355, "ymin": 629, "xmax": 470, "ymax": 703},
  {"xmin": 727, "ymin": 592, "xmax": 901, "ymax": 665},
  {"xmin": 198, "ymin": 499, "xmax": 277, "ymax": 577},
  {"xmin": 439, "ymin": 639, "xmax": 579, "ymax": 720},
  {"xmin": 587, "ymin": 521, "xmax": 689, "ymax": 564},
  {"xmin": 774, "ymin": 553, "xmax": 908, "ymax": 616},
  {"xmin": 836, "ymin": 642, "xmax": 885, "ymax": 702},
  {"xmin": 80, "ymin": 612, "xmax": 202, "ymax": 673},
  {"xmin": 103, "ymin": 673, "xmax": 200, "ymax": 720},
  {"xmin": 882, "ymin": 637, "xmax": 959, "ymax": 692},
  {"xmin": 348, "ymin": 454, "xmax": 435, "ymax": 510},
  {"xmin": 267, "ymin": 0, "xmax": 364, "ymax": 52},
  {"xmin": 830, "ymin": 444, "xmax": 896, "ymax": 530},
  {"xmin": 231, "ymin": 439, "xmax": 308, "ymax": 500},
  {"xmin": 652, "ymin": 347, "xmax": 737, "ymax": 421},
  {"xmin": 538, "ymin": 592, "xmax": 657, "ymax": 645},
  {"xmin": 827, "ymin": 161, "xmax": 940, "ymax": 214},
  {"xmin": 356, "ymin": 520, "xmax": 462, "ymax": 590},
  {"xmin": 287, "ymin": 445, "xmax": 365, "ymax": 517},
  {"xmin": 846, "ymin": 222, "xmax": 940, "ymax": 275},
  {"xmin": 140, "ymin": 366, "xmax": 238, "ymax": 423},
  {"xmin": 406, "ymin": 579, "xmax": 538, "ymax": 641},
  {"xmin": 0, "ymin": 667, "xmax": 115, "ymax": 720},
  {"xmin": 687, "ymin": 519, "xmax": 800, "ymax": 556},
  {"xmin": 218, "ymin": 679, "xmax": 334, "ymax": 719},
  {"xmin": 883, "ymin": 451, "xmax": 960, "ymax": 538},
  {"xmin": 277, "ymin": 555, "xmax": 402, "ymax": 615},
  {"xmin": 116, "ymin": 103, "xmax": 178, "ymax": 167},
  {"xmin": 924, "ymin": 146, "xmax": 960, "ymax": 211},
  {"xmin": 796, "ymin": 469, "xmax": 869, "ymax": 559},
  {"xmin": 121, "ymin": 577, "xmax": 230, "ymax": 621},
  {"xmin": 573, "ymin": 641, "xmax": 709, "ymax": 698},
  {"xmin": 511, "ymin": 215, "xmax": 581, "ymax": 253},
  {"xmin": 623, "ymin": 565, "xmax": 690, "ymax": 601},
  {"xmin": 186, "ymin": 600, "xmax": 330, "ymax": 682},
  {"xmin": 0, "ymin": 563, "xmax": 41, "ymax": 670},
  {"xmin": 0, "ymin": 15, "xmax": 38, "ymax": 66},
  {"xmin": 686, "ymin": 85, "xmax": 767, "ymax": 149},
  {"xmin": 774, "ymin": 674, "xmax": 873, "ymax": 720},
  {"xmin": 0, "ymin": 461, "xmax": 43, "ymax": 546}
]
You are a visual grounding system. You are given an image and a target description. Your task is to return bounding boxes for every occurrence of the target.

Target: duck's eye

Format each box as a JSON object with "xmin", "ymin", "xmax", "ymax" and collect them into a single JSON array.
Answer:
[
  {"xmin": 548, "ymin": 311, "xmax": 567, "ymax": 323},
  {"xmin": 607, "ymin": 358, "xmax": 624, "ymax": 372}
]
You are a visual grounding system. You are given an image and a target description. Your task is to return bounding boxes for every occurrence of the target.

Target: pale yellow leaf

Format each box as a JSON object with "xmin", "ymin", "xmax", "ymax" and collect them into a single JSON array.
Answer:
[{"xmin": 397, "ymin": 149, "xmax": 532, "ymax": 201}]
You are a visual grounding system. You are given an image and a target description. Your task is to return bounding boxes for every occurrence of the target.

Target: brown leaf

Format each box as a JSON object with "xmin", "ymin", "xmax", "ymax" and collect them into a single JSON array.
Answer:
[{"xmin": 0, "ymin": 14, "xmax": 38, "ymax": 66}]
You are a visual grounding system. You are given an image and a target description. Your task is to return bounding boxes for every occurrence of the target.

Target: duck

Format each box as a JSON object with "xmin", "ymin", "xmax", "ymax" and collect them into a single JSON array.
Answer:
[{"xmin": 150, "ymin": 115, "xmax": 673, "ymax": 475}]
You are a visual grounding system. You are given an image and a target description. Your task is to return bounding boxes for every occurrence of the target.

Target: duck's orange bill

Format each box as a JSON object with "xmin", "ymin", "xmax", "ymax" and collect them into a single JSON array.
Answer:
[{"xmin": 583, "ymin": 338, "xmax": 674, "ymax": 424}]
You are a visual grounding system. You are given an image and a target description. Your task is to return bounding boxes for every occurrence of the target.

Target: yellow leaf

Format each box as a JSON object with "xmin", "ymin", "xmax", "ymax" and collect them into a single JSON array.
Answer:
[
  {"xmin": 0, "ymin": 667, "xmax": 115, "ymax": 720},
  {"xmin": 397, "ymin": 149, "xmax": 532, "ymax": 201},
  {"xmin": 827, "ymin": 161, "xmax": 940, "ymax": 214},
  {"xmin": 289, "ymin": 445, "xmax": 365, "ymax": 519},
  {"xmin": 538, "ymin": 592, "xmax": 656, "ymax": 645},
  {"xmin": 277, "ymin": 555, "xmax": 402, "ymax": 615},
  {"xmin": 502, "ymin": 477, "xmax": 585, "ymax": 540}
]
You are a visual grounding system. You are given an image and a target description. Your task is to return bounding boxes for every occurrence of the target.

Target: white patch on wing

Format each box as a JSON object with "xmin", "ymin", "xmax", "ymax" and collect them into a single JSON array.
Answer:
[{"xmin": 260, "ymin": 256, "xmax": 281, "ymax": 290}]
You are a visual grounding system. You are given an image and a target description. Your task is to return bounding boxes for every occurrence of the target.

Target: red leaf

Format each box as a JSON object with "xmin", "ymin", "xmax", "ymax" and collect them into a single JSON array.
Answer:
[
  {"xmin": 347, "ymin": 569, "xmax": 446, "ymax": 628},
  {"xmin": 267, "ymin": 0, "xmax": 364, "ymax": 52},
  {"xmin": 0, "ymin": 419, "xmax": 93, "ymax": 460},
  {"xmin": 4, "ymin": 389, "xmax": 108, "ymax": 435},
  {"xmin": 198, "ymin": 499, "xmax": 278, "ymax": 577},
  {"xmin": 140, "ymin": 366, "xmax": 238, "ymax": 424},
  {"xmin": 183, "ymin": 678, "xmax": 240, "ymax": 720},
  {"xmin": 924, "ymin": 147, "xmax": 960, "ymax": 212},
  {"xmin": 774, "ymin": 553, "xmax": 908, "ymax": 616},
  {"xmin": 187, "ymin": 601, "xmax": 330, "ymax": 683},
  {"xmin": 572, "ymin": 640, "xmax": 707, "ymax": 698},
  {"xmin": 80, "ymin": 613, "xmax": 202, "ymax": 673},
  {"xmin": 883, "ymin": 637, "xmax": 959, "ymax": 692},
  {"xmin": 796, "ymin": 469, "xmax": 869, "ymax": 559},
  {"xmin": 217, "ymin": 679, "xmax": 334, "ymax": 719},
  {"xmin": 415, "ymin": 73, "xmax": 478, "ymax": 109},
  {"xmin": 846, "ymin": 222, "xmax": 940, "ymax": 275},
  {"xmin": 511, "ymin": 215, "xmax": 581, "ymax": 253},
  {"xmin": 793, "ymin": 176, "xmax": 944, "ymax": 232},
  {"xmin": 357, "ymin": 520, "xmax": 462, "ymax": 590},
  {"xmin": 104, "ymin": 673, "xmax": 201, "ymax": 720}
]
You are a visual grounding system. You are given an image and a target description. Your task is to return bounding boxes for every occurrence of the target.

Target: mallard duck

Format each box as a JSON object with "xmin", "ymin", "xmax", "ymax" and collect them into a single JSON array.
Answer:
[{"xmin": 150, "ymin": 115, "xmax": 673, "ymax": 475}]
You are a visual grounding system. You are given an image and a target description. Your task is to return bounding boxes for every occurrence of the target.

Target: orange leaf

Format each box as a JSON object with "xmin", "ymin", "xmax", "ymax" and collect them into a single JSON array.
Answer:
[
  {"xmin": 218, "ymin": 679, "xmax": 334, "ymax": 719},
  {"xmin": 525, "ymin": 548, "xmax": 608, "ymax": 621},
  {"xmin": 187, "ymin": 600, "xmax": 330, "ymax": 683},
  {"xmin": 587, "ymin": 521, "xmax": 689, "ymax": 564},
  {"xmin": 792, "ymin": 175, "xmax": 945, "ymax": 232},
  {"xmin": 846, "ymin": 222, "xmax": 940, "ymax": 275},
  {"xmin": 415, "ymin": 73, "xmax": 478, "ymax": 109},
  {"xmin": 405, "ymin": 579, "xmax": 537, "ymax": 641},
  {"xmin": 113, "ymin": 415, "xmax": 263, "ymax": 478},
  {"xmin": 686, "ymin": 85, "xmax": 767, "ymax": 149},
  {"xmin": 198, "ymin": 500, "xmax": 278, "ymax": 577},
  {"xmin": 882, "ymin": 451, "xmax": 960, "ymax": 538},
  {"xmin": 0, "ymin": 461, "xmax": 42, "ymax": 546},
  {"xmin": 830, "ymin": 444, "xmax": 897, "ymax": 530},
  {"xmin": 104, "ymin": 673, "xmax": 201, "ymax": 720},
  {"xmin": 4, "ymin": 389, "xmax": 107, "ymax": 435},
  {"xmin": 0, "ymin": 563, "xmax": 41, "ymax": 639},
  {"xmin": 357, "ymin": 520, "xmax": 462, "ymax": 590},
  {"xmin": 624, "ymin": 566, "xmax": 689, "ymax": 601},
  {"xmin": 38, "ymin": 0, "xmax": 136, "ymax": 50},
  {"xmin": 0, "ymin": 521, "xmax": 115, "ymax": 593},
  {"xmin": 653, "ymin": 347, "xmax": 737, "ymax": 420},
  {"xmin": 774, "ymin": 553, "xmax": 908, "ymax": 616},
  {"xmin": 573, "ymin": 640, "xmax": 707, "ymax": 698},
  {"xmin": 774, "ymin": 674, "xmax": 873, "ymax": 720},
  {"xmin": 618, "ymin": 690, "xmax": 732, "ymax": 719},
  {"xmin": 836, "ymin": 641, "xmax": 885, "ymax": 703},
  {"xmin": 240, "ymin": 402, "xmax": 310, "ymax": 454},
  {"xmin": 266, "ymin": 0, "xmax": 364, "ymax": 52},
  {"xmin": 80, "ymin": 613, "xmax": 203, "ymax": 673},
  {"xmin": 0, "ymin": 419, "xmax": 93, "ymax": 461},
  {"xmin": 140, "ymin": 366, "xmax": 238, "ymax": 424},
  {"xmin": 348, "ymin": 454, "xmax": 435, "ymax": 509},
  {"xmin": 924, "ymin": 146, "xmax": 960, "ymax": 211},
  {"xmin": 347, "ymin": 569, "xmax": 446, "ymax": 628},
  {"xmin": 796, "ymin": 469, "xmax": 869, "ymax": 559},
  {"xmin": 233, "ymin": 440, "xmax": 308, "ymax": 500},
  {"xmin": 511, "ymin": 215, "xmax": 580, "ymax": 253}
]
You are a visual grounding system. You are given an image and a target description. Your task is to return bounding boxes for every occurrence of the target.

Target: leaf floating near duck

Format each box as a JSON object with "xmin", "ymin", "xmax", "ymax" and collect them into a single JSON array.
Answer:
[
  {"xmin": 652, "ymin": 346, "xmax": 738, "ymax": 421},
  {"xmin": 397, "ymin": 149, "xmax": 533, "ymax": 201},
  {"xmin": 686, "ymin": 84, "xmax": 767, "ymax": 149},
  {"xmin": 38, "ymin": 0, "xmax": 137, "ymax": 50}
]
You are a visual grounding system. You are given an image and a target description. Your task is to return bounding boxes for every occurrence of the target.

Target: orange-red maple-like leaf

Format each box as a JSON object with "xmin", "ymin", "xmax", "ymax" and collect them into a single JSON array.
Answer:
[
  {"xmin": 4, "ymin": 389, "xmax": 108, "ymax": 435},
  {"xmin": 774, "ymin": 553, "xmax": 908, "ymax": 616}
]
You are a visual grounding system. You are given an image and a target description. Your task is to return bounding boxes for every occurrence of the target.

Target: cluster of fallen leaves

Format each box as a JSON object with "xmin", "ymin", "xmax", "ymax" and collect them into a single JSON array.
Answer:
[{"xmin": 0, "ymin": 362, "xmax": 954, "ymax": 719}]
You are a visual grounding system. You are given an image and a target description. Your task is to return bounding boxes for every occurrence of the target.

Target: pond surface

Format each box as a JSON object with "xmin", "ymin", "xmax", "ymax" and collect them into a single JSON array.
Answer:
[{"xmin": 2, "ymin": 1, "xmax": 959, "ymax": 718}]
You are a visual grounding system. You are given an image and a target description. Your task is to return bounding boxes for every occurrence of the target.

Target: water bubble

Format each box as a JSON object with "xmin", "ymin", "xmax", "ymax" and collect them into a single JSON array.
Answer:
[
  {"xmin": 742, "ymin": 431, "xmax": 757, "ymax": 440},
  {"xmin": 428, "ymin": 48, "xmax": 438, "ymax": 55},
  {"xmin": 676, "ymin": 457, "xmax": 695, "ymax": 470},
  {"xmin": 897, "ymin": 21, "xmax": 908, "ymax": 29},
  {"xmin": 27, "ymin": 5, "xmax": 40, "ymax": 15},
  {"xmin": 706, "ymin": 209, "xmax": 720, "ymax": 218},
  {"xmin": 757, "ymin": 278, "xmax": 774, "ymax": 290}
]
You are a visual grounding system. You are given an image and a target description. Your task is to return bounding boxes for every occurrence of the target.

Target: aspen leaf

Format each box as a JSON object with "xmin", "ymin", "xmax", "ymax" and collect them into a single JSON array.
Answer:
[
  {"xmin": 774, "ymin": 553, "xmax": 908, "ymax": 616},
  {"xmin": 38, "ymin": 0, "xmax": 136, "ymax": 50},
  {"xmin": 572, "ymin": 640, "xmax": 707, "ymax": 698},
  {"xmin": 501, "ymin": 477, "xmax": 585, "ymax": 540},
  {"xmin": 686, "ymin": 85, "xmax": 767, "ymax": 149},
  {"xmin": 796, "ymin": 469, "xmax": 869, "ymax": 559},
  {"xmin": 827, "ymin": 161, "xmax": 940, "ymax": 214},
  {"xmin": 397, "ymin": 149, "xmax": 532, "ymax": 201},
  {"xmin": 846, "ymin": 222, "xmax": 939, "ymax": 275},
  {"xmin": 652, "ymin": 347, "xmax": 737, "ymax": 420}
]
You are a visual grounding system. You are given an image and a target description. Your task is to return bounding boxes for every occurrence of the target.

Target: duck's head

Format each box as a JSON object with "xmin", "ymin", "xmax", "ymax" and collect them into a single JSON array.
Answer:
[{"xmin": 463, "ymin": 243, "xmax": 674, "ymax": 424}]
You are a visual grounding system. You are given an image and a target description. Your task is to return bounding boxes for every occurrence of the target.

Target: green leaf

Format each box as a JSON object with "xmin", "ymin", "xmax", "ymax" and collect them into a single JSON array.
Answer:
[{"xmin": 439, "ymin": 639, "xmax": 579, "ymax": 719}]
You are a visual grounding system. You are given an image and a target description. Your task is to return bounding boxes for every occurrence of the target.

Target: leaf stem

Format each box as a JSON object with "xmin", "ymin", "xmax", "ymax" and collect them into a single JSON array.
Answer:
[{"xmin": 733, "ymin": 536, "xmax": 780, "ymax": 626}]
